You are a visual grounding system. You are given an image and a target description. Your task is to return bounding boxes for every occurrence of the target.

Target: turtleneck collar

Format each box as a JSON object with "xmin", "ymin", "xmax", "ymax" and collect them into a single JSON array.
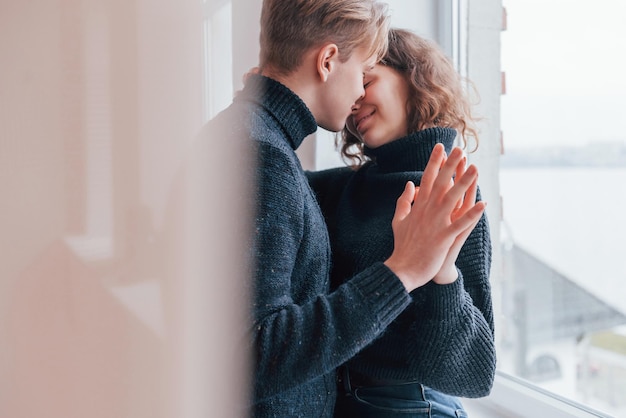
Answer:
[
  {"xmin": 235, "ymin": 74, "xmax": 318, "ymax": 150},
  {"xmin": 363, "ymin": 127, "xmax": 457, "ymax": 173}
]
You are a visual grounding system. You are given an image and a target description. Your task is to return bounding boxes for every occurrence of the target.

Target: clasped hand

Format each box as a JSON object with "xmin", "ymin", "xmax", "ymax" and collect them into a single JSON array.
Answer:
[{"xmin": 384, "ymin": 143, "xmax": 486, "ymax": 292}]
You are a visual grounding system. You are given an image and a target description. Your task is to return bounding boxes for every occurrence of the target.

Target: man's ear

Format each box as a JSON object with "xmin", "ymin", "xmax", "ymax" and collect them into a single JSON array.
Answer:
[{"xmin": 316, "ymin": 43, "xmax": 339, "ymax": 82}]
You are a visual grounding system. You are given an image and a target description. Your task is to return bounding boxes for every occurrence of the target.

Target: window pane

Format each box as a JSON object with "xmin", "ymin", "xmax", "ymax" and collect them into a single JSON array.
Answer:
[
  {"xmin": 500, "ymin": 1, "xmax": 626, "ymax": 416},
  {"xmin": 203, "ymin": 1, "xmax": 232, "ymax": 121}
]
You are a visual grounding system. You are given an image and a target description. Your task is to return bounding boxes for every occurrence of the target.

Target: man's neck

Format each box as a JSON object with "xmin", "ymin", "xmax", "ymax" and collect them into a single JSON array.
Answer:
[{"xmin": 261, "ymin": 67, "xmax": 318, "ymax": 121}]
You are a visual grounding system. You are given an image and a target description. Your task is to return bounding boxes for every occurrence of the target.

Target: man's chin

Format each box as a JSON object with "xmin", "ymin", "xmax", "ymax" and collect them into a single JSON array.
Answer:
[{"xmin": 318, "ymin": 121, "xmax": 346, "ymax": 133}]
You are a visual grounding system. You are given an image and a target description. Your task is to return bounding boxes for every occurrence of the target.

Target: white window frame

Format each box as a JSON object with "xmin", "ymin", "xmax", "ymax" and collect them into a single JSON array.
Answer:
[
  {"xmin": 202, "ymin": 0, "xmax": 233, "ymax": 121},
  {"xmin": 465, "ymin": 372, "xmax": 613, "ymax": 418}
]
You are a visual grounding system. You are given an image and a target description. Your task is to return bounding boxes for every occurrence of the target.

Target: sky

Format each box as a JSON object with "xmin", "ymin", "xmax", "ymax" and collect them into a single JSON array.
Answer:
[{"xmin": 501, "ymin": 0, "xmax": 626, "ymax": 149}]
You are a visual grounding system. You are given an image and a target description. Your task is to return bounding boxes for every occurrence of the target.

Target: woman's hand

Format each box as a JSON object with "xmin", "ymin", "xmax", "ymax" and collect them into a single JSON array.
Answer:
[
  {"xmin": 433, "ymin": 161, "xmax": 483, "ymax": 284},
  {"xmin": 384, "ymin": 144, "xmax": 486, "ymax": 292}
]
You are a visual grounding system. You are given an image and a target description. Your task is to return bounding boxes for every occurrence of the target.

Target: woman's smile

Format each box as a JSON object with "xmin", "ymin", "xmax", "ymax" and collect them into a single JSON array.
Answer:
[{"xmin": 354, "ymin": 109, "xmax": 375, "ymax": 132}]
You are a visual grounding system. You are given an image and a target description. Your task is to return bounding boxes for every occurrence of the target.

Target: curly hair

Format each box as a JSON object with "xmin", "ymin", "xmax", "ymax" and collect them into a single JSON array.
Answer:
[{"xmin": 339, "ymin": 28, "xmax": 480, "ymax": 166}]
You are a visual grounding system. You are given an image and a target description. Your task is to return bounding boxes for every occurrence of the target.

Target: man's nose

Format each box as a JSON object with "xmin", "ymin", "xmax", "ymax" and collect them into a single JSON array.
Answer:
[{"xmin": 352, "ymin": 86, "xmax": 367, "ymax": 112}]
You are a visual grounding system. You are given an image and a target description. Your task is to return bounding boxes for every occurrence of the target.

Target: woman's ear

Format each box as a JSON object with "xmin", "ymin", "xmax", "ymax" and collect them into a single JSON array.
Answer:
[{"xmin": 316, "ymin": 43, "xmax": 339, "ymax": 82}]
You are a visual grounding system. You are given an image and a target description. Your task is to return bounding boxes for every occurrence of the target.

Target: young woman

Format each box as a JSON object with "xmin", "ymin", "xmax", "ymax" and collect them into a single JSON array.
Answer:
[{"xmin": 308, "ymin": 28, "xmax": 496, "ymax": 417}]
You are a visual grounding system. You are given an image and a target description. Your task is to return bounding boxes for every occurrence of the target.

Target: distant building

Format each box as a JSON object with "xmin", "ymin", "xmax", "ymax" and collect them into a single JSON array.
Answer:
[{"xmin": 501, "ymin": 244, "xmax": 626, "ymax": 381}]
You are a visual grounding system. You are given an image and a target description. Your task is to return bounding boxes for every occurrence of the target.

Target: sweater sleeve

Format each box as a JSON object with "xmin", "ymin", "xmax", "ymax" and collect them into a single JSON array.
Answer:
[
  {"xmin": 403, "ymin": 210, "xmax": 496, "ymax": 398},
  {"xmin": 251, "ymin": 142, "xmax": 411, "ymax": 401}
]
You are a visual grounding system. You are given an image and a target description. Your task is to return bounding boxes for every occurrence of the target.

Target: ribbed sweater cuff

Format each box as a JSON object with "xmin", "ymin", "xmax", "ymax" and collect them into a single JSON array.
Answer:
[
  {"xmin": 352, "ymin": 262, "xmax": 411, "ymax": 329},
  {"xmin": 423, "ymin": 273, "xmax": 466, "ymax": 320}
]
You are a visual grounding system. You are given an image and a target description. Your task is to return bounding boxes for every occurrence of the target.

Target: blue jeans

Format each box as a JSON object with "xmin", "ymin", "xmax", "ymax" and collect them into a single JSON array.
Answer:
[{"xmin": 335, "ymin": 376, "xmax": 468, "ymax": 418}]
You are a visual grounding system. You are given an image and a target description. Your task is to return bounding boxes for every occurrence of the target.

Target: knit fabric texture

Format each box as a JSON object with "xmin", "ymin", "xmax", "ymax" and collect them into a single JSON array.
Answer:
[
  {"xmin": 207, "ymin": 74, "xmax": 414, "ymax": 417},
  {"xmin": 308, "ymin": 127, "xmax": 496, "ymax": 398}
]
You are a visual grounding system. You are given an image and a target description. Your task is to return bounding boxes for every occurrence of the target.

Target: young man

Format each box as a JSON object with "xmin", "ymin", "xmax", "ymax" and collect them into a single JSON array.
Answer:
[{"xmin": 204, "ymin": 1, "xmax": 486, "ymax": 416}]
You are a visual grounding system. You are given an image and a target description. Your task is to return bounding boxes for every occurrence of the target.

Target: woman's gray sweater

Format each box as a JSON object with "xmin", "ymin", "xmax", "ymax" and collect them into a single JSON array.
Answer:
[{"xmin": 307, "ymin": 127, "xmax": 496, "ymax": 398}]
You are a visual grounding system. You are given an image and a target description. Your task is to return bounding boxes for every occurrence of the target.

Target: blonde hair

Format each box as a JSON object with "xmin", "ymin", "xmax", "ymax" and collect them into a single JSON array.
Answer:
[
  {"xmin": 340, "ymin": 28, "xmax": 481, "ymax": 166},
  {"xmin": 260, "ymin": 0, "xmax": 390, "ymax": 76}
]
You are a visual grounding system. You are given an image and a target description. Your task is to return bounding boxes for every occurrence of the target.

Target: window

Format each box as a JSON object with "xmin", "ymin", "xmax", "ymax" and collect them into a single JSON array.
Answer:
[
  {"xmin": 203, "ymin": 0, "xmax": 233, "ymax": 120},
  {"xmin": 499, "ymin": 1, "xmax": 626, "ymax": 416}
]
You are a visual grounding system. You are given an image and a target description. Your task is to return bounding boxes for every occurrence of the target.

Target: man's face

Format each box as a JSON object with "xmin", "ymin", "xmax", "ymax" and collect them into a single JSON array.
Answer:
[{"xmin": 316, "ymin": 47, "xmax": 376, "ymax": 132}]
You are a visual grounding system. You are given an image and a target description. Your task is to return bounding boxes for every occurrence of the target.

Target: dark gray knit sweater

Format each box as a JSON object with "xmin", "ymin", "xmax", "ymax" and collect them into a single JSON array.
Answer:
[
  {"xmin": 307, "ymin": 127, "xmax": 496, "ymax": 398},
  {"xmin": 212, "ymin": 74, "xmax": 415, "ymax": 417}
]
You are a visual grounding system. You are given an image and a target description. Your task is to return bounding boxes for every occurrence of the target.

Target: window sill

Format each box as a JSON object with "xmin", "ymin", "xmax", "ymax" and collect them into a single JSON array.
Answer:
[{"xmin": 462, "ymin": 371, "xmax": 613, "ymax": 418}]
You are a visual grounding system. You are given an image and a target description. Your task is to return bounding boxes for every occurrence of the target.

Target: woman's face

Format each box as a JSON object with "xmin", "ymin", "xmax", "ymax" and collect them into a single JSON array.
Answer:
[{"xmin": 346, "ymin": 64, "xmax": 410, "ymax": 149}]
